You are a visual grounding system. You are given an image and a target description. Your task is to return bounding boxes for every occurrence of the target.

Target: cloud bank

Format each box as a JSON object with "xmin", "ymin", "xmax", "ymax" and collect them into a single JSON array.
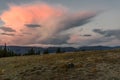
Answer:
[
  {"xmin": 0, "ymin": 26, "xmax": 16, "ymax": 32},
  {"xmin": 93, "ymin": 29, "xmax": 120, "ymax": 39},
  {"xmin": 0, "ymin": 3, "xmax": 97, "ymax": 46}
]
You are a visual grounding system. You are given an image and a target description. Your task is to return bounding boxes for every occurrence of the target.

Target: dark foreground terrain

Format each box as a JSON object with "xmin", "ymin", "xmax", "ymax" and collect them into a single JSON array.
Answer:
[{"xmin": 0, "ymin": 49, "xmax": 120, "ymax": 80}]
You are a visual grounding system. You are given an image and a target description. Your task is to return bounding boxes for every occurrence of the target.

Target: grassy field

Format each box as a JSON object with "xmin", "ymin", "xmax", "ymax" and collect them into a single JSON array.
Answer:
[{"xmin": 0, "ymin": 49, "xmax": 120, "ymax": 80}]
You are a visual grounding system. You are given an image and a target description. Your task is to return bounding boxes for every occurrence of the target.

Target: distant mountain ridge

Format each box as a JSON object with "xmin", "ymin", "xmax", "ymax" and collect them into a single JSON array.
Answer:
[{"xmin": 0, "ymin": 45, "xmax": 120, "ymax": 54}]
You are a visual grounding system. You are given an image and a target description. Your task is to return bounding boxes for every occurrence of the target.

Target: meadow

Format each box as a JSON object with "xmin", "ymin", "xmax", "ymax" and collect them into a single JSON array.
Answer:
[{"xmin": 0, "ymin": 49, "xmax": 120, "ymax": 80}]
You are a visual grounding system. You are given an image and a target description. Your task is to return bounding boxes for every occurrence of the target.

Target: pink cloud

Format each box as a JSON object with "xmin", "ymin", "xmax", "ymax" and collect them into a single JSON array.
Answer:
[
  {"xmin": 1, "ymin": 4, "xmax": 65, "ymax": 31},
  {"xmin": 0, "ymin": 3, "xmax": 97, "ymax": 46}
]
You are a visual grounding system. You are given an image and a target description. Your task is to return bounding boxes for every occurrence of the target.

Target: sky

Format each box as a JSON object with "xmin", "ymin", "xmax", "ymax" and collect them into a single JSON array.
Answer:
[{"xmin": 0, "ymin": 0, "xmax": 120, "ymax": 47}]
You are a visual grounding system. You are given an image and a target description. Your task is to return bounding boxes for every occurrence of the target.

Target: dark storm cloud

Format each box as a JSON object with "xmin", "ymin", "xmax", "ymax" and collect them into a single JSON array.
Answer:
[
  {"xmin": 0, "ymin": 26, "xmax": 16, "ymax": 32},
  {"xmin": 81, "ymin": 34, "xmax": 92, "ymax": 37},
  {"xmin": 25, "ymin": 24, "xmax": 41, "ymax": 28},
  {"xmin": 1, "ymin": 33, "xmax": 15, "ymax": 36},
  {"xmin": 93, "ymin": 29, "xmax": 106, "ymax": 35},
  {"xmin": 93, "ymin": 29, "xmax": 120, "ymax": 39}
]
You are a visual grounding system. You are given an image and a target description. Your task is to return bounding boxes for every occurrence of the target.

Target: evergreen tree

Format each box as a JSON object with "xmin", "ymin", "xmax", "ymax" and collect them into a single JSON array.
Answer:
[
  {"xmin": 25, "ymin": 48, "xmax": 35, "ymax": 55},
  {"xmin": 43, "ymin": 49, "xmax": 49, "ymax": 54},
  {"xmin": 3, "ymin": 43, "xmax": 8, "ymax": 57},
  {"xmin": 0, "ymin": 48, "xmax": 3, "ymax": 57},
  {"xmin": 56, "ymin": 48, "xmax": 61, "ymax": 53},
  {"xmin": 0, "ymin": 43, "xmax": 17, "ymax": 58},
  {"xmin": 36, "ymin": 50, "xmax": 41, "ymax": 55}
]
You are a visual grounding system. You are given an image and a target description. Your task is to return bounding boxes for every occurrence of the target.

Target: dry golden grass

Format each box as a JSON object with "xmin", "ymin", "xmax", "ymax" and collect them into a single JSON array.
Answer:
[{"xmin": 0, "ymin": 49, "xmax": 120, "ymax": 80}]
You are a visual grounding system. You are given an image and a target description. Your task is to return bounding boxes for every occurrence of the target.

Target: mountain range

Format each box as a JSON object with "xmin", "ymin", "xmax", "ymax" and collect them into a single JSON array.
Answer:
[{"xmin": 0, "ymin": 45, "xmax": 120, "ymax": 54}]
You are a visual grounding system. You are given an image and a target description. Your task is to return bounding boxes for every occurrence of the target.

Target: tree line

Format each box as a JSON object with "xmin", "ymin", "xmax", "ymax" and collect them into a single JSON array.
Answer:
[
  {"xmin": 0, "ymin": 43, "xmax": 17, "ymax": 58},
  {"xmin": 0, "ymin": 44, "xmax": 63, "ymax": 58},
  {"xmin": 24, "ymin": 47, "xmax": 63, "ymax": 55}
]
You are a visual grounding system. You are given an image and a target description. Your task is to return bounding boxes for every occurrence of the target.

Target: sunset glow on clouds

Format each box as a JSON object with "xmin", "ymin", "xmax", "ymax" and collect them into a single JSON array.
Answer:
[
  {"xmin": 0, "ymin": 0, "xmax": 120, "ymax": 47},
  {"xmin": 0, "ymin": 3, "xmax": 97, "ymax": 46}
]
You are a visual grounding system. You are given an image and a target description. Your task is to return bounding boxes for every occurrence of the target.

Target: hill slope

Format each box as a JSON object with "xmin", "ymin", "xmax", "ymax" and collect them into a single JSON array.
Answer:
[{"xmin": 0, "ymin": 49, "xmax": 120, "ymax": 80}]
